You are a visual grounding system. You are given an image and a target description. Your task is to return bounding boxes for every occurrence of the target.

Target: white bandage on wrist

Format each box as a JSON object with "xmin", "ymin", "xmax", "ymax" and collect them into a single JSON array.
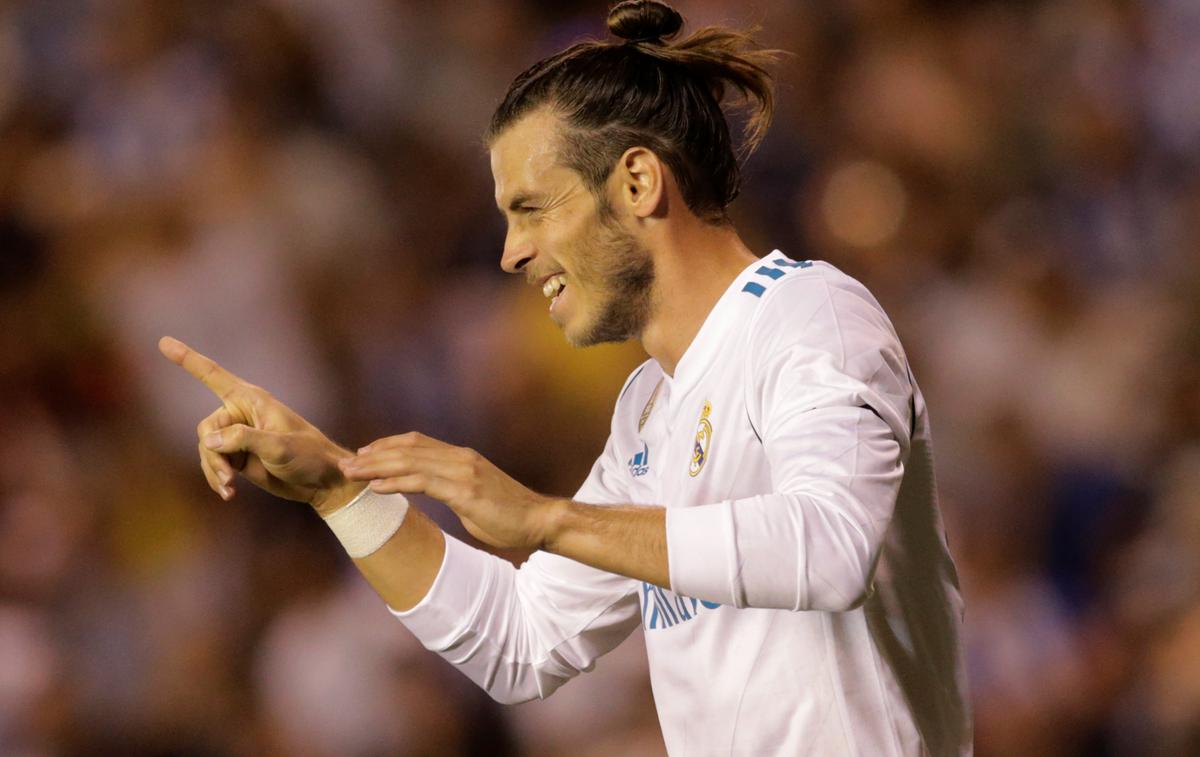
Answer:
[{"xmin": 321, "ymin": 487, "xmax": 409, "ymax": 558}]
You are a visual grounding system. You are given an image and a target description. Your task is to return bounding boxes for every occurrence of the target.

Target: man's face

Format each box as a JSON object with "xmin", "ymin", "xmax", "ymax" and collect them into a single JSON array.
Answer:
[{"xmin": 491, "ymin": 110, "xmax": 655, "ymax": 347}]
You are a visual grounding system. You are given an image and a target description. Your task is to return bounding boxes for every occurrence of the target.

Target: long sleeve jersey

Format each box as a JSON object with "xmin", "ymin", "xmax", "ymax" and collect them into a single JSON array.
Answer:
[{"xmin": 388, "ymin": 254, "xmax": 971, "ymax": 755}]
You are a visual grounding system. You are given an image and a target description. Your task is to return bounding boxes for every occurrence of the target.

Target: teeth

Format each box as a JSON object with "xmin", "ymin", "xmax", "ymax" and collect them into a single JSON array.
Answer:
[{"xmin": 542, "ymin": 274, "xmax": 567, "ymax": 299}]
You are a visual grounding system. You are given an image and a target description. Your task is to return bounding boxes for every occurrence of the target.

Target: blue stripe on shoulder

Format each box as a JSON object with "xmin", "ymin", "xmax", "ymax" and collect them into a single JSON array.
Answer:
[
  {"xmin": 741, "ymin": 258, "xmax": 815, "ymax": 298},
  {"xmin": 773, "ymin": 258, "xmax": 813, "ymax": 269}
]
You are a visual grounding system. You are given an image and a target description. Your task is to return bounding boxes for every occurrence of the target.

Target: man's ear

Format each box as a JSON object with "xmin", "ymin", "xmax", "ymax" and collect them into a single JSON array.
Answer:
[{"xmin": 614, "ymin": 147, "xmax": 666, "ymax": 219}]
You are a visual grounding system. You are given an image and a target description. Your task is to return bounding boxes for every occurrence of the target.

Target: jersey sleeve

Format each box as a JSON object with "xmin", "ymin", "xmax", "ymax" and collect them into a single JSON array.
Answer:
[
  {"xmin": 666, "ymin": 272, "xmax": 913, "ymax": 612},
  {"xmin": 390, "ymin": 407, "xmax": 641, "ymax": 704}
]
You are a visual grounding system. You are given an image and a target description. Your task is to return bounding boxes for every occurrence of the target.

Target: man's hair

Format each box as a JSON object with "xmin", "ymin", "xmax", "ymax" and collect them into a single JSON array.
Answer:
[{"xmin": 487, "ymin": 0, "xmax": 778, "ymax": 225}]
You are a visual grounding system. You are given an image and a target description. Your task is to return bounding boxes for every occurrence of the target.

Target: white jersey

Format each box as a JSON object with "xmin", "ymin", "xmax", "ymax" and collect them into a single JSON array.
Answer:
[{"xmin": 390, "ymin": 253, "xmax": 971, "ymax": 755}]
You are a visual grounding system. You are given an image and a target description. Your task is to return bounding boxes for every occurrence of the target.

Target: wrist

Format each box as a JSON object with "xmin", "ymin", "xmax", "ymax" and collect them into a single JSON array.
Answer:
[
  {"xmin": 540, "ymin": 497, "xmax": 574, "ymax": 553},
  {"xmin": 321, "ymin": 486, "xmax": 410, "ymax": 559},
  {"xmin": 309, "ymin": 479, "xmax": 364, "ymax": 520},
  {"xmin": 307, "ymin": 444, "xmax": 365, "ymax": 516}
]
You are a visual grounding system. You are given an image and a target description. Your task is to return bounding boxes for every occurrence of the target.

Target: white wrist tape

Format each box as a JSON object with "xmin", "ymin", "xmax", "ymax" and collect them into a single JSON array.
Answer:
[{"xmin": 322, "ymin": 487, "xmax": 409, "ymax": 558}]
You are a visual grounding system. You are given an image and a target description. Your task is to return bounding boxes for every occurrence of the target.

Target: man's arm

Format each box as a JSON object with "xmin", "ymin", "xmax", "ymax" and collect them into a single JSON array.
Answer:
[
  {"xmin": 339, "ymin": 433, "xmax": 668, "ymax": 592},
  {"xmin": 545, "ymin": 502, "xmax": 668, "ymax": 587},
  {"xmin": 345, "ymin": 404, "xmax": 901, "ymax": 613},
  {"xmin": 159, "ymin": 336, "xmax": 642, "ymax": 703},
  {"xmin": 349, "ymin": 505, "xmax": 447, "ymax": 611},
  {"xmin": 159, "ymin": 333, "xmax": 666, "ymax": 613},
  {"xmin": 159, "ymin": 336, "xmax": 448, "ymax": 610}
]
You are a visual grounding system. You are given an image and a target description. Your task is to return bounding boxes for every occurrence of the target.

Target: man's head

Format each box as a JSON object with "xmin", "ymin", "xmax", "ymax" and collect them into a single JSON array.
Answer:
[
  {"xmin": 491, "ymin": 109, "xmax": 658, "ymax": 347},
  {"xmin": 488, "ymin": 0, "xmax": 776, "ymax": 346}
]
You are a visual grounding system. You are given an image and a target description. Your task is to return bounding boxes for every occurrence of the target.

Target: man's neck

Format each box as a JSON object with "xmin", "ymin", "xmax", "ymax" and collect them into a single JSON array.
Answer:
[{"xmin": 639, "ymin": 222, "xmax": 758, "ymax": 377}]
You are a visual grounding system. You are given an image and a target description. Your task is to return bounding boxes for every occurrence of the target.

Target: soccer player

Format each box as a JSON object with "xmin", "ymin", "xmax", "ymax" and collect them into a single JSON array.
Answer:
[{"xmin": 161, "ymin": 1, "xmax": 971, "ymax": 753}]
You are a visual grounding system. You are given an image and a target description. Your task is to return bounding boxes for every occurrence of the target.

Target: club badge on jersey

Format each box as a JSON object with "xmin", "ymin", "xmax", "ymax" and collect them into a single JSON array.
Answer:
[{"xmin": 689, "ymin": 400, "xmax": 713, "ymax": 477}]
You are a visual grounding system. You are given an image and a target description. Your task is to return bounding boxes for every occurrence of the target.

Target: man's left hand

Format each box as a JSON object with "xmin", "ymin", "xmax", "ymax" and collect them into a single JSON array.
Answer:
[{"xmin": 340, "ymin": 432, "xmax": 564, "ymax": 551}]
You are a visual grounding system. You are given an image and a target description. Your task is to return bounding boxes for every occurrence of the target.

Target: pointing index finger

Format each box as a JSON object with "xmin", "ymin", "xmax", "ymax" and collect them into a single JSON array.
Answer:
[{"xmin": 158, "ymin": 336, "xmax": 243, "ymax": 399}]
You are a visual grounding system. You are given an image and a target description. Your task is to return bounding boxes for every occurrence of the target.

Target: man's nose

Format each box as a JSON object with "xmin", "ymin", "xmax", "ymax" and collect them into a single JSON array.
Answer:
[{"xmin": 500, "ymin": 228, "xmax": 535, "ymax": 274}]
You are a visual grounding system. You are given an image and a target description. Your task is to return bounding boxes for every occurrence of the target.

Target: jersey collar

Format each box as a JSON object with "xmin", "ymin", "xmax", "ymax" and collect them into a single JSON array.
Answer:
[{"xmin": 664, "ymin": 250, "xmax": 783, "ymax": 394}]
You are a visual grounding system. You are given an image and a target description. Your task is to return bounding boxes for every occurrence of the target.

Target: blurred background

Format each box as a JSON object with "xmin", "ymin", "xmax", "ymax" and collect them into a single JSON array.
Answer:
[{"xmin": 1, "ymin": 0, "xmax": 1197, "ymax": 754}]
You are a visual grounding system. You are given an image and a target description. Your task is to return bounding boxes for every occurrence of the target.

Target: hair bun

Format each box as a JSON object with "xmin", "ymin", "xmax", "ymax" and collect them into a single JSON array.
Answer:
[{"xmin": 608, "ymin": 0, "xmax": 684, "ymax": 43}]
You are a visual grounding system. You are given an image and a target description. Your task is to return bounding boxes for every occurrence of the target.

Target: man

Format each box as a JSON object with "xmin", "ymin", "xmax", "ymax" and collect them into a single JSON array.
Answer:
[{"xmin": 161, "ymin": 2, "xmax": 971, "ymax": 753}]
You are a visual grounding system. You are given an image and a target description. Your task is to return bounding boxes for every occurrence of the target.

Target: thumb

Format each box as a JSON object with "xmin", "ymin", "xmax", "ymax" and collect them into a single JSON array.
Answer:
[{"xmin": 203, "ymin": 424, "xmax": 287, "ymax": 462}]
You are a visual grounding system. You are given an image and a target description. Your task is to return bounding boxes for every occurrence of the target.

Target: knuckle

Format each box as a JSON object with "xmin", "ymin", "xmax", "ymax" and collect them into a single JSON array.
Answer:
[
  {"xmin": 197, "ymin": 413, "xmax": 218, "ymax": 437},
  {"xmin": 465, "ymin": 449, "xmax": 484, "ymax": 470}
]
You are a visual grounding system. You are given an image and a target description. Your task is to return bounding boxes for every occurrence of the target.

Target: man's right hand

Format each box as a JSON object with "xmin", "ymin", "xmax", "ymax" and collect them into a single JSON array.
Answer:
[{"xmin": 158, "ymin": 336, "xmax": 364, "ymax": 515}]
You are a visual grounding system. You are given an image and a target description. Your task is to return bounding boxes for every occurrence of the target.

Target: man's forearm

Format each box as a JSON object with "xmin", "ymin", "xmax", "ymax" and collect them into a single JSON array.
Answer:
[
  {"xmin": 349, "ymin": 500, "xmax": 447, "ymax": 612},
  {"xmin": 345, "ymin": 496, "xmax": 661, "ymax": 616},
  {"xmin": 545, "ymin": 500, "xmax": 669, "ymax": 588},
  {"xmin": 353, "ymin": 499, "xmax": 665, "ymax": 614}
]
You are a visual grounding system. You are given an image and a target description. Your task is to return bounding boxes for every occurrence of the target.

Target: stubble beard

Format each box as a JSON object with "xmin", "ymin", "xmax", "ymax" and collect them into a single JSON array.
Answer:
[{"xmin": 568, "ymin": 214, "xmax": 656, "ymax": 348}]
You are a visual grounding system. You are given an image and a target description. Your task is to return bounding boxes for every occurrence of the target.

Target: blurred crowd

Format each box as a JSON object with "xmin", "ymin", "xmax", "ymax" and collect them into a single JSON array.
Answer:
[{"xmin": 0, "ymin": 0, "xmax": 1197, "ymax": 754}]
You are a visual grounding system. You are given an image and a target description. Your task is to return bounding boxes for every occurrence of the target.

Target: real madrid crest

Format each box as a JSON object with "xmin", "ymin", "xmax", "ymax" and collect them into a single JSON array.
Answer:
[{"xmin": 689, "ymin": 400, "xmax": 713, "ymax": 477}]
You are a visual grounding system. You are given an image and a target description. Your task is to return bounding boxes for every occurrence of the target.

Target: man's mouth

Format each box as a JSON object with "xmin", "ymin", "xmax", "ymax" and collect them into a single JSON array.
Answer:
[{"xmin": 542, "ymin": 273, "xmax": 567, "ymax": 300}]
